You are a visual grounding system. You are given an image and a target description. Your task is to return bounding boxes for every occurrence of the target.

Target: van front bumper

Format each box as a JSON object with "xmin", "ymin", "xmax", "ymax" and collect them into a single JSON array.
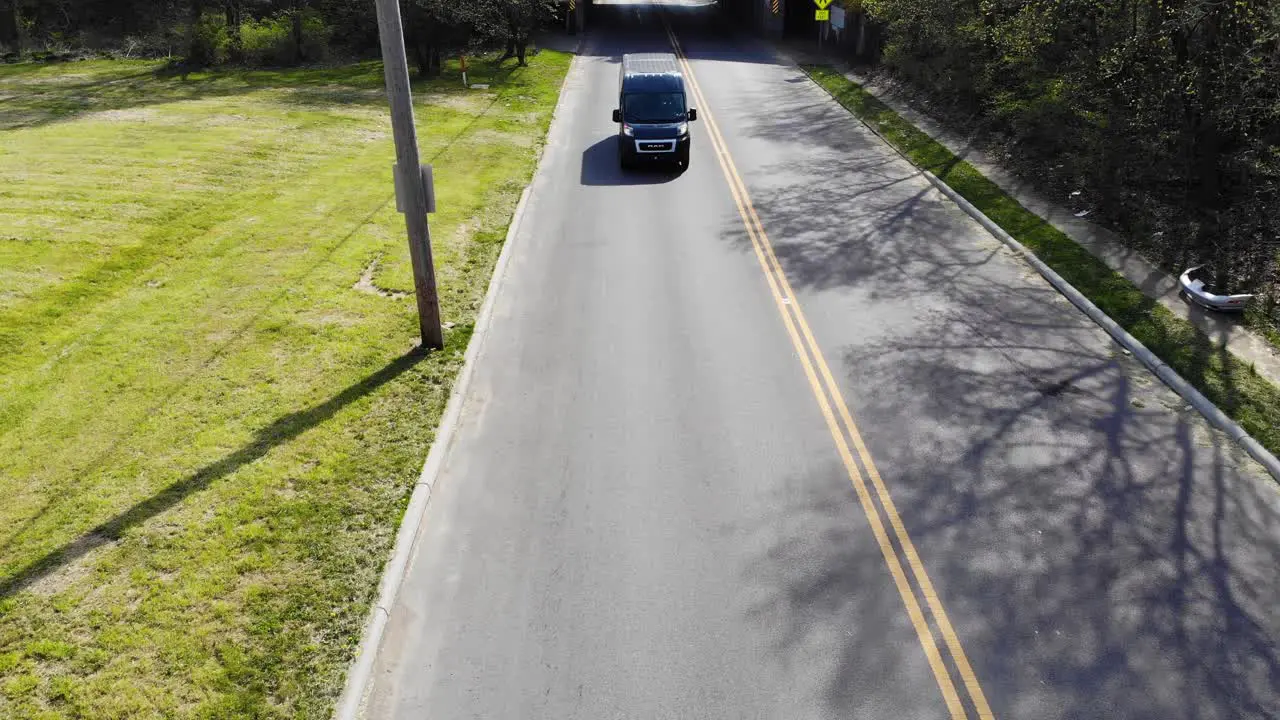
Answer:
[{"xmin": 620, "ymin": 135, "xmax": 689, "ymax": 162}]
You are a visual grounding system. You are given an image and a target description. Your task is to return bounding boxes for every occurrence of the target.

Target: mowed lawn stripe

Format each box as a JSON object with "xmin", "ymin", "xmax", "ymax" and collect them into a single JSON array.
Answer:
[{"xmin": 0, "ymin": 51, "xmax": 570, "ymax": 718}]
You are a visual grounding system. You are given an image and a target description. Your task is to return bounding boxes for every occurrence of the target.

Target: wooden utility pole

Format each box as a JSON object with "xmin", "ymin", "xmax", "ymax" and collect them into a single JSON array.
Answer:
[{"xmin": 373, "ymin": 0, "xmax": 444, "ymax": 349}]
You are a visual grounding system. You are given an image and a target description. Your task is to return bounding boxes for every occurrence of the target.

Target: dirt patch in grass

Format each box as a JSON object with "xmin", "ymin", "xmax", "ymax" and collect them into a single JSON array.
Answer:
[
  {"xmin": 470, "ymin": 128, "xmax": 538, "ymax": 148},
  {"xmin": 352, "ymin": 257, "xmax": 409, "ymax": 300},
  {"xmin": 23, "ymin": 539, "xmax": 106, "ymax": 598},
  {"xmin": 418, "ymin": 92, "xmax": 492, "ymax": 112},
  {"xmin": 85, "ymin": 108, "xmax": 163, "ymax": 123}
]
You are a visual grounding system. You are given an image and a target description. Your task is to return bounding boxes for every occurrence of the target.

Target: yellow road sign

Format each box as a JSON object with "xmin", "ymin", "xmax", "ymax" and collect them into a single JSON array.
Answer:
[
  {"xmin": 815, "ymin": 8, "xmax": 830, "ymax": 20},
  {"xmin": 813, "ymin": 0, "xmax": 834, "ymax": 9}
]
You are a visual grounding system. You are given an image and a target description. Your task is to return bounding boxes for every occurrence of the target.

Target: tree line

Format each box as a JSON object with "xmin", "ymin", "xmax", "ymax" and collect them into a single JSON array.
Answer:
[
  {"xmin": 5, "ymin": 0, "xmax": 1276, "ymax": 314},
  {"xmin": 858, "ymin": 0, "xmax": 1280, "ymax": 305},
  {"xmin": 0, "ymin": 0, "xmax": 561, "ymax": 74}
]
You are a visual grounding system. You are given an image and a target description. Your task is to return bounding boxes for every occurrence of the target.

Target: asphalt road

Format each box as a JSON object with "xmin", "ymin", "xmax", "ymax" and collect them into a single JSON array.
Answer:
[{"xmin": 365, "ymin": 3, "xmax": 1280, "ymax": 718}]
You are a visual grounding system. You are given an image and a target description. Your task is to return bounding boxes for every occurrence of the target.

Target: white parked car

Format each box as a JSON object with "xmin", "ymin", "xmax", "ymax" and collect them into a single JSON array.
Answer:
[{"xmin": 1179, "ymin": 265, "xmax": 1253, "ymax": 312}]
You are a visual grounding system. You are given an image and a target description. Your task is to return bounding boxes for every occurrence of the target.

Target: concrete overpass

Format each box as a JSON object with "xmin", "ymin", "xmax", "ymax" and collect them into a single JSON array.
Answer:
[{"xmin": 572, "ymin": 0, "xmax": 844, "ymax": 47}]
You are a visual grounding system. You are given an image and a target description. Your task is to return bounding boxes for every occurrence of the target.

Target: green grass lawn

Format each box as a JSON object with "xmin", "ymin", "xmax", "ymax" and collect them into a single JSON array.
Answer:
[
  {"xmin": 0, "ymin": 51, "xmax": 569, "ymax": 718},
  {"xmin": 804, "ymin": 65, "xmax": 1280, "ymax": 459}
]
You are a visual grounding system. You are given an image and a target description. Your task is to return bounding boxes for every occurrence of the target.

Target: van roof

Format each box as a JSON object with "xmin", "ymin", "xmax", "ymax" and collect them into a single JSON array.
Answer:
[
  {"xmin": 622, "ymin": 53, "xmax": 681, "ymax": 77},
  {"xmin": 621, "ymin": 53, "xmax": 683, "ymax": 93}
]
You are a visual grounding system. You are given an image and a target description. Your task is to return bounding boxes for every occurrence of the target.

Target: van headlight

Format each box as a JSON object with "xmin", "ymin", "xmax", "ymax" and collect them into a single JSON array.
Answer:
[
  {"xmin": 622, "ymin": 123, "xmax": 634, "ymax": 136},
  {"xmin": 676, "ymin": 122, "xmax": 689, "ymax": 136}
]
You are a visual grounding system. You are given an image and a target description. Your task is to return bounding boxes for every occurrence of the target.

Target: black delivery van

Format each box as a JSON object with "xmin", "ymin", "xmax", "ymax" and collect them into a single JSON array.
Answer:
[{"xmin": 612, "ymin": 53, "xmax": 698, "ymax": 170}]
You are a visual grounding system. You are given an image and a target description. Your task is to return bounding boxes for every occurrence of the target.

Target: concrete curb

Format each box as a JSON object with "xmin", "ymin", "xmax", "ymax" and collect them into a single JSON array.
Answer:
[
  {"xmin": 331, "ymin": 41, "xmax": 583, "ymax": 720},
  {"xmin": 792, "ymin": 55, "xmax": 1280, "ymax": 482},
  {"xmin": 332, "ymin": 182, "xmax": 534, "ymax": 720}
]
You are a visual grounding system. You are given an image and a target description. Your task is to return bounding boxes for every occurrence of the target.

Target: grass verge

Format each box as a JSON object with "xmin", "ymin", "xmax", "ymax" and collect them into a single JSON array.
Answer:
[
  {"xmin": 803, "ymin": 64, "xmax": 1280, "ymax": 459},
  {"xmin": 0, "ymin": 50, "xmax": 570, "ymax": 718}
]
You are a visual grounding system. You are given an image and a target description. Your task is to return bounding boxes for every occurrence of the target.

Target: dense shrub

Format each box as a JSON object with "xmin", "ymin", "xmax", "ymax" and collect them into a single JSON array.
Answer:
[
  {"xmin": 864, "ymin": 0, "xmax": 1280, "ymax": 318},
  {"xmin": 186, "ymin": 11, "xmax": 229, "ymax": 66},
  {"xmin": 239, "ymin": 11, "xmax": 331, "ymax": 66},
  {"xmin": 3, "ymin": 1, "xmax": 556, "ymax": 82}
]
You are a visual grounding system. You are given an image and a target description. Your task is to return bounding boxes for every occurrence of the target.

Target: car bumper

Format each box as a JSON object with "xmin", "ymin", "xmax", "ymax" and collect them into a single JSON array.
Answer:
[
  {"xmin": 620, "ymin": 135, "xmax": 690, "ymax": 161},
  {"xmin": 1179, "ymin": 269, "xmax": 1253, "ymax": 311}
]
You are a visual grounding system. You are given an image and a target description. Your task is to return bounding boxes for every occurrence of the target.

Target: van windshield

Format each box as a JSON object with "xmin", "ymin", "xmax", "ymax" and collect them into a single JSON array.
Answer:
[{"xmin": 622, "ymin": 93, "xmax": 687, "ymax": 123}]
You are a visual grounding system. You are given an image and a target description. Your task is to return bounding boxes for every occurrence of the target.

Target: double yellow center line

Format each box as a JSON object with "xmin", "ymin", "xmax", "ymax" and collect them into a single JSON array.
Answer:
[{"xmin": 660, "ymin": 18, "xmax": 994, "ymax": 720}]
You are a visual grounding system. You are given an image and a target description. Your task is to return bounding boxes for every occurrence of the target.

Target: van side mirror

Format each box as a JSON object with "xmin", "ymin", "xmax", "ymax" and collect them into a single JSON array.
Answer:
[
  {"xmin": 612, "ymin": 109, "xmax": 621, "ymax": 123},
  {"xmin": 688, "ymin": 109, "xmax": 698, "ymax": 122}
]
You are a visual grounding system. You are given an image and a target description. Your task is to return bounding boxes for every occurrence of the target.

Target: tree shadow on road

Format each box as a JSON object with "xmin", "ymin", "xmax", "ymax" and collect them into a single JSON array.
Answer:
[
  {"xmin": 843, "ymin": 298, "xmax": 1280, "ymax": 718},
  {"xmin": 733, "ymin": 271, "xmax": 1280, "ymax": 717},
  {"xmin": 716, "ymin": 63, "xmax": 1280, "ymax": 718}
]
